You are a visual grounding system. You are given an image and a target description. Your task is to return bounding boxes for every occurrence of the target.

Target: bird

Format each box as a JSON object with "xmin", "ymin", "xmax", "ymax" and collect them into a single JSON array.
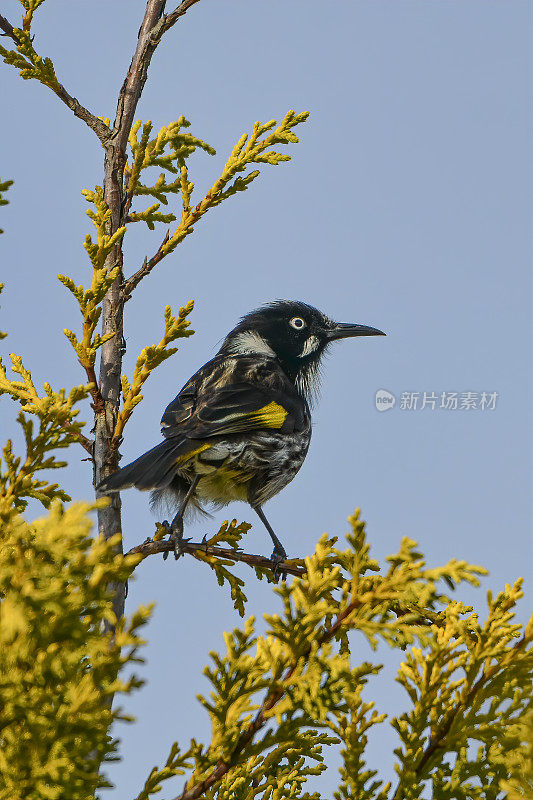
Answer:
[{"xmin": 98, "ymin": 300, "xmax": 385, "ymax": 567}]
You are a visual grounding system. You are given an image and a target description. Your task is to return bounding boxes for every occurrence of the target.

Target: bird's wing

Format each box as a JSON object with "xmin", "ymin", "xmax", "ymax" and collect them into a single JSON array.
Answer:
[
  {"xmin": 160, "ymin": 382, "xmax": 196, "ymax": 431},
  {"xmin": 160, "ymin": 355, "xmax": 308, "ymax": 441},
  {"xmin": 163, "ymin": 381, "xmax": 307, "ymax": 442},
  {"xmin": 160, "ymin": 357, "xmax": 221, "ymax": 435},
  {"xmin": 190, "ymin": 382, "xmax": 302, "ymax": 437}
]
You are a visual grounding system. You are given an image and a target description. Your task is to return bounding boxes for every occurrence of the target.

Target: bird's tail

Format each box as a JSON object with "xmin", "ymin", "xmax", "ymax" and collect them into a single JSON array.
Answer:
[{"xmin": 98, "ymin": 438, "xmax": 187, "ymax": 493}]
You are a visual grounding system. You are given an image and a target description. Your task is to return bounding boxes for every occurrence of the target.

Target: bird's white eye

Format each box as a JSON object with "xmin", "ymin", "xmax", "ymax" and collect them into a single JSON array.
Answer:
[{"xmin": 289, "ymin": 317, "xmax": 306, "ymax": 330}]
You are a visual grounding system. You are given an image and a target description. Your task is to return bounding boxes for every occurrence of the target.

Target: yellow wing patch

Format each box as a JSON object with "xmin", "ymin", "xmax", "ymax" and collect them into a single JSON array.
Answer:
[
  {"xmin": 175, "ymin": 443, "xmax": 212, "ymax": 464},
  {"xmin": 249, "ymin": 401, "xmax": 288, "ymax": 429}
]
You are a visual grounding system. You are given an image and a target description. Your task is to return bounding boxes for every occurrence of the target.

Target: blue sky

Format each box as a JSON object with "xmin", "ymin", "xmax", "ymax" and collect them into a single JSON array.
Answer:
[{"xmin": 1, "ymin": 1, "xmax": 532, "ymax": 795}]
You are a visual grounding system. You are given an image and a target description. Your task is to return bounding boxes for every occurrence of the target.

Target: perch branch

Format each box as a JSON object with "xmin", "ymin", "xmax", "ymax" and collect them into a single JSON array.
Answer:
[{"xmin": 126, "ymin": 537, "xmax": 306, "ymax": 578}]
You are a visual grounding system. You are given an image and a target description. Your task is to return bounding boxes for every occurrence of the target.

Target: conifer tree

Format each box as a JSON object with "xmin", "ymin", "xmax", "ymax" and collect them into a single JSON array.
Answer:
[{"xmin": 0, "ymin": 3, "xmax": 531, "ymax": 799}]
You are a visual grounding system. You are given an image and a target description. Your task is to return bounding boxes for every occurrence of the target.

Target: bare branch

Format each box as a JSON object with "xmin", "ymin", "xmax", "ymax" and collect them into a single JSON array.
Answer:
[
  {"xmin": 49, "ymin": 83, "xmax": 111, "ymax": 143},
  {"xmin": 85, "ymin": 363, "xmax": 106, "ymax": 415},
  {"xmin": 126, "ymin": 537, "xmax": 307, "ymax": 578},
  {"xmin": 60, "ymin": 422, "xmax": 93, "ymax": 456}
]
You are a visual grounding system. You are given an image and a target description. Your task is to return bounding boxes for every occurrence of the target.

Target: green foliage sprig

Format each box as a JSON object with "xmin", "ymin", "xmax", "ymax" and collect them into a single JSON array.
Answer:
[
  {"xmin": 59, "ymin": 188, "xmax": 126, "ymax": 377},
  {"xmin": 392, "ymin": 580, "xmax": 533, "ymax": 799},
  {"xmin": 0, "ymin": 24, "xmax": 59, "ymax": 91},
  {"xmin": 0, "ymin": 353, "xmax": 89, "ymax": 435},
  {"xmin": 123, "ymin": 111, "xmax": 308, "ymax": 249},
  {"xmin": 158, "ymin": 110, "xmax": 309, "ymax": 260},
  {"xmin": 0, "ymin": 412, "xmax": 75, "ymax": 516},
  {"xmin": 500, "ymin": 714, "xmax": 533, "ymax": 800},
  {"xmin": 125, "ymin": 116, "xmax": 216, "ymax": 230},
  {"xmin": 192, "ymin": 519, "xmax": 253, "ymax": 617},
  {"xmin": 122, "ymin": 110, "xmax": 309, "ymax": 299},
  {"xmin": 0, "ymin": 500, "xmax": 150, "ymax": 800},
  {"xmin": 0, "ymin": 353, "xmax": 91, "ymax": 517}
]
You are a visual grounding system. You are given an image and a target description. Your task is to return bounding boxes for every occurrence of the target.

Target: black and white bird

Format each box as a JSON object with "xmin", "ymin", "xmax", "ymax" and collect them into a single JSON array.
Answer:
[{"xmin": 98, "ymin": 300, "xmax": 385, "ymax": 565}]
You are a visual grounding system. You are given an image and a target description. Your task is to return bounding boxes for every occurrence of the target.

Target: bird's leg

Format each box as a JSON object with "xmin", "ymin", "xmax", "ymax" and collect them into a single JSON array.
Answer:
[
  {"xmin": 162, "ymin": 475, "xmax": 200, "ymax": 561},
  {"xmin": 253, "ymin": 505, "xmax": 287, "ymax": 579}
]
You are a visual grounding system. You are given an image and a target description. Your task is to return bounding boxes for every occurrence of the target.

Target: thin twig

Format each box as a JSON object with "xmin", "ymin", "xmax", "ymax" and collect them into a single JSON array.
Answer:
[
  {"xmin": 126, "ymin": 537, "xmax": 307, "ymax": 578},
  {"xmin": 0, "ymin": 13, "xmax": 110, "ymax": 142},
  {"xmin": 122, "ymin": 230, "xmax": 170, "ymax": 301},
  {"xmin": 112, "ymin": 1, "xmax": 166, "ymax": 149},
  {"xmin": 0, "ymin": 14, "xmax": 20, "ymax": 44},
  {"xmin": 49, "ymin": 83, "xmax": 111, "ymax": 143},
  {"xmin": 60, "ymin": 422, "xmax": 93, "ymax": 455},
  {"xmin": 85, "ymin": 364, "xmax": 105, "ymax": 414},
  {"xmin": 160, "ymin": 0, "xmax": 203, "ymax": 36}
]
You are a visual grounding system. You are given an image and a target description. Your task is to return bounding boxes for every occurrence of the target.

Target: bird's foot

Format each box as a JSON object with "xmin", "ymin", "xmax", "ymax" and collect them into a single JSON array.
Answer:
[
  {"xmin": 270, "ymin": 544, "xmax": 288, "ymax": 581},
  {"xmin": 161, "ymin": 518, "xmax": 191, "ymax": 561},
  {"xmin": 201, "ymin": 533, "xmax": 211, "ymax": 555},
  {"xmin": 161, "ymin": 520, "xmax": 171, "ymax": 560}
]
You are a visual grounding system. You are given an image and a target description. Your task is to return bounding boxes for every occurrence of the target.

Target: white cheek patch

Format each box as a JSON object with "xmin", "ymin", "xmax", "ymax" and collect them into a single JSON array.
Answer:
[
  {"xmin": 229, "ymin": 331, "xmax": 276, "ymax": 358},
  {"xmin": 299, "ymin": 335, "xmax": 320, "ymax": 358}
]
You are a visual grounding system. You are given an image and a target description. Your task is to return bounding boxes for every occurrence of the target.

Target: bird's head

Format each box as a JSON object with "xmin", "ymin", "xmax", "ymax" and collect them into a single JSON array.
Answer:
[{"xmin": 220, "ymin": 300, "xmax": 385, "ymax": 398}]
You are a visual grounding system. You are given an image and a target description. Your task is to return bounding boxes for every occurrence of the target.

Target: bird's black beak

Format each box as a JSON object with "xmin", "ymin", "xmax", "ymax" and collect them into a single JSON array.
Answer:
[{"xmin": 326, "ymin": 322, "xmax": 386, "ymax": 341}]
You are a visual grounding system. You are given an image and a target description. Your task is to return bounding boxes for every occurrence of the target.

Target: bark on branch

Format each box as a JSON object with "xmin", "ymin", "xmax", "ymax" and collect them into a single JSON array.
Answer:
[{"xmin": 94, "ymin": 0, "xmax": 203, "ymax": 629}]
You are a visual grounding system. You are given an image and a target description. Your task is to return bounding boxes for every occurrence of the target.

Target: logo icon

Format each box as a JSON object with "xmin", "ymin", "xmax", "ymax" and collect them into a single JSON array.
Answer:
[{"xmin": 375, "ymin": 389, "xmax": 396, "ymax": 412}]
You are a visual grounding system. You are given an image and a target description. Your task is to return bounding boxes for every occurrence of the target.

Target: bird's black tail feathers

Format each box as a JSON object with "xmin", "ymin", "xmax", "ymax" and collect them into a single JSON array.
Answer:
[{"xmin": 98, "ymin": 438, "xmax": 186, "ymax": 493}]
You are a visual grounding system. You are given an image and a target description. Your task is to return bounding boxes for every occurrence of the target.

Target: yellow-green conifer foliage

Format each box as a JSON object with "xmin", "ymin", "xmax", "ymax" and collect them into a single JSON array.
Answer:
[
  {"xmin": 131, "ymin": 517, "xmax": 533, "ymax": 800},
  {"xmin": 0, "ymin": 503, "xmax": 150, "ymax": 800},
  {"xmin": 0, "ymin": 307, "xmax": 150, "ymax": 799},
  {"xmin": 1, "ymin": 3, "xmax": 532, "ymax": 799}
]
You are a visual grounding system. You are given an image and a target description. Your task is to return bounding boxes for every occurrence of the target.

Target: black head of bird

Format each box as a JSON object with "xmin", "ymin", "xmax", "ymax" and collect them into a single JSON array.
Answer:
[
  {"xmin": 220, "ymin": 300, "xmax": 385, "ymax": 397},
  {"xmin": 98, "ymin": 299, "xmax": 385, "ymax": 572}
]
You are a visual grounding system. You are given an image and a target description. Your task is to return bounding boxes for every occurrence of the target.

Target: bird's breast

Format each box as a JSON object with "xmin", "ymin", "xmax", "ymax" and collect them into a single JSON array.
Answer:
[{"xmin": 176, "ymin": 428, "xmax": 312, "ymax": 507}]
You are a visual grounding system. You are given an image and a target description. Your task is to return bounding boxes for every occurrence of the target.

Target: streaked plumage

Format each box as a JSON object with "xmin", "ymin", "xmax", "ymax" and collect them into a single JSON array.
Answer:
[{"xmin": 98, "ymin": 300, "xmax": 385, "ymax": 565}]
